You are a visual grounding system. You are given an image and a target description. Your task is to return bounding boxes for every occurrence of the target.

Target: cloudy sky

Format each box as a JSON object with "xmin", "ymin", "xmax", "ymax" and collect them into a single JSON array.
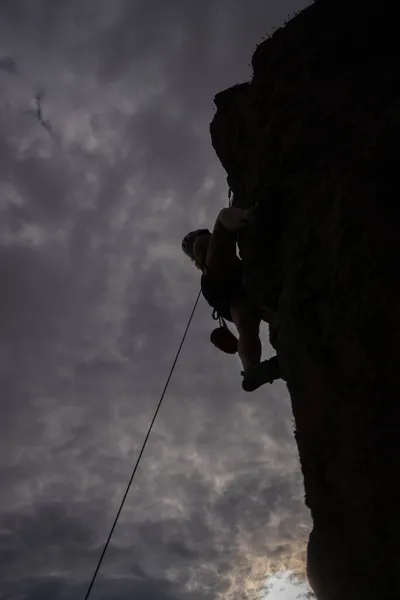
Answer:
[{"xmin": 0, "ymin": 1, "xmax": 314, "ymax": 598}]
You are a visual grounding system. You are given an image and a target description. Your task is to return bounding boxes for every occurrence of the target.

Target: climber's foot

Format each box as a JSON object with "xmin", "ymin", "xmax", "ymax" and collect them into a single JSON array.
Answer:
[{"xmin": 241, "ymin": 356, "xmax": 281, "ymax": 392}]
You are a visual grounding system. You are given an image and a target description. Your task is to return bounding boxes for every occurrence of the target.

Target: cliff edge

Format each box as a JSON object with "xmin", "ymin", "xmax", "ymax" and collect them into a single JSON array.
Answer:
[{"xmin": 210, "ymin": 1, "xmax": 400, "ymax": 598}]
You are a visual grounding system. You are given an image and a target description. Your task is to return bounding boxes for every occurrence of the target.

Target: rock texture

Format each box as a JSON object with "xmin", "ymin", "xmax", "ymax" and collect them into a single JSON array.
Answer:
[{"xmin": 210, "ymin": 1, "xmax": 400, "ymax": 598}]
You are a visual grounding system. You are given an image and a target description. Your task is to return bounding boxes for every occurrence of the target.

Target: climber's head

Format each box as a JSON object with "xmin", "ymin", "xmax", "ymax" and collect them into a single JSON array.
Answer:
[{"xmin": 182, "ymin": 229, "xmax": 211, "ymax": 270}]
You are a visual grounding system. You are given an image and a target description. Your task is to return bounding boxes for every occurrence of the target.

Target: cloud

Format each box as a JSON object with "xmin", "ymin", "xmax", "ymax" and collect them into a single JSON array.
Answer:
[
  {"xmin": 0, "ymin": 0, "xmax": 313, "ymax": 598},
  {"xmin": 0, "ymin": 55, "xmax": 17, "ymax": 74}
]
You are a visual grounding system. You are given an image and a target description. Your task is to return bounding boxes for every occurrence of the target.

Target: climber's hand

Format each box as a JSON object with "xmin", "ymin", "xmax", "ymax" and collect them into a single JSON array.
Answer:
[{"xmin": 218, "ymin": 207, "xmax": 250, "ymax": 232}]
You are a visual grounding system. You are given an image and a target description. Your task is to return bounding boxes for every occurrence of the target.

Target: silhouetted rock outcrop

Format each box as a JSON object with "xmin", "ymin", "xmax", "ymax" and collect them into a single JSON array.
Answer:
[{"xmin": 210, "ymin": 0, "xmax": 400, "ymax": 598}]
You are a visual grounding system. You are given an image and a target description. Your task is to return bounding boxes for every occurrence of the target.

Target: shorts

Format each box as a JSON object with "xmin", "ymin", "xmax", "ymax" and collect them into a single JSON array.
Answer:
[{"xmin": 201, "ymin": 267, "xmax": 246, "ymax": 323}]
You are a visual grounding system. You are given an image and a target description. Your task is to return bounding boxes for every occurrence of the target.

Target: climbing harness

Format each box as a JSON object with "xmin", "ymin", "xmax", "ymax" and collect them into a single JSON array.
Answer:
[
  {"xmin": 83, "ymin": 289, "xmax": 202, "ymax": 600},
  {"xmin": 212, "ymin": 307, "xmax": 228, "ymax": 328}
]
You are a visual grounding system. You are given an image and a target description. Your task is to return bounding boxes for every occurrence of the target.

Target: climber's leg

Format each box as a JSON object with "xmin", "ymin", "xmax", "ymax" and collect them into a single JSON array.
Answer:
[
  {"xmin": 230, "ymin": 297, "xmax": 262, "ymax": 372},
  {"xmin": 230, "ymin": 297, "xmax": 283, "ymax": 392}
]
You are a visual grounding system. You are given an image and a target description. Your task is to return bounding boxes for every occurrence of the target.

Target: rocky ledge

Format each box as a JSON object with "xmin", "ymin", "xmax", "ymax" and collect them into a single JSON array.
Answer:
[{"xmin": 210, "ymin": 0, "xmax": 400, "ymax": 597}]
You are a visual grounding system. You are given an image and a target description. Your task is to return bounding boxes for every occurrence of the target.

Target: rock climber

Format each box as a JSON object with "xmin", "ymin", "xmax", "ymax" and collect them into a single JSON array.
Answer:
[{"xmin": 182, "ymin": 206, "xmax": 281, "ymax": 392}]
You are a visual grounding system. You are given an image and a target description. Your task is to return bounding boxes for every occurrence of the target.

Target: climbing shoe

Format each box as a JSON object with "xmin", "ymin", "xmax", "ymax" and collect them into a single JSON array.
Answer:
[{"xmin": 241, "ymin": 356, "xmax": 281, "ymax": 392}]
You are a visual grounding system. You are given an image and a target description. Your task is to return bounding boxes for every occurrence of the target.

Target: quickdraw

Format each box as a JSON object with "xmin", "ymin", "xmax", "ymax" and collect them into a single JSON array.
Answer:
[{"xmin": 212, "ymin": 307, "xmax": 229, "ymax": 330}]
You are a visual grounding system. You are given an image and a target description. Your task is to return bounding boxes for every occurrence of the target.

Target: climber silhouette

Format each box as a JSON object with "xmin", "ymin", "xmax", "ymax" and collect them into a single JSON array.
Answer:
[{"xmin": 182, "ymin": 206, "xmax": 281, "ymax": 391}]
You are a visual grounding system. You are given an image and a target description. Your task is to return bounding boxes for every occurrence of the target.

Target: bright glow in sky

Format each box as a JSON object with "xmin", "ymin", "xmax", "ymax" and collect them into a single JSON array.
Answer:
[{"xmin": 262, "ymin": 571, "xmax": 312, "ymax": 599}]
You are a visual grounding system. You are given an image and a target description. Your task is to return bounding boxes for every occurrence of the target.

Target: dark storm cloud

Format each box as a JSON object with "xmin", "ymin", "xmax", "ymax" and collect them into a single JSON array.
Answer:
[
  {"xmin": 1, "ymin": 575, "xmax": 187, "ymax": 600},
  {"xmin": 0, "ymin": 55, "xmax": 17, "ymax": 74},
  {"xmin": 0, "ymin": 0, "xmax": 313, "ymax": 598}
]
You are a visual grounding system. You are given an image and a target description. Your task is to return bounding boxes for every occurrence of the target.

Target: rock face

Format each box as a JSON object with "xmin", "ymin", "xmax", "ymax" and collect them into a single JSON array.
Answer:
[{"xmin": 210, "ymin": 1, "xmax": 400, "ymax": 598}]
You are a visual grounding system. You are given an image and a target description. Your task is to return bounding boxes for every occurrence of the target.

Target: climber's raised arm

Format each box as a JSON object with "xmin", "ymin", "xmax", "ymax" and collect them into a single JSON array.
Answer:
[{"xmin": 205, "ymin": 207, "xmax": 249, "ymax": 274}]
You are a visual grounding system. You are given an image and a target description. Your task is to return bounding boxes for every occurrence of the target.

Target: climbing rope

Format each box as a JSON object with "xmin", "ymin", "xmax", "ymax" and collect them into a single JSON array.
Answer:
[{"xmin": 83, "ymin": 288, "xmax": 202, "ymax": 600}]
